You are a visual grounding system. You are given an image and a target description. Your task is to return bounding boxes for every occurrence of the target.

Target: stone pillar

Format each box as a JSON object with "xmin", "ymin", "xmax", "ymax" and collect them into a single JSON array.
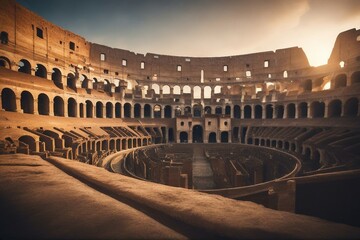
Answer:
[
  {"xmin": 15, "ymin": 97, "xmax": 22, "ymax": 113},
  {"xmin": 228, "ymin": 131, "xmax": 232, "ymax": 143},
  {"xmin": 307, "ymin": 105, "xmax": 312, "ymax": 118},
  {"xmin": 251, "ymin": 104, "xmax": 255, "ymax": 119},
  {"xmin": 283, "ymin": 106, "xmax": 288, "ymax": 119},
  {"xmin": 241, "ymin": 106, "xmax": 244, "ymax": 119},
  {"xmin": 141, "ymin": 106, "xmax": 145, "ymax": 118},
  {"xmin": 49, "ymin": 100, "xmax": 54, "ymax": 116},
  {"xmin": 324, "ymin": 102, "xmax": 328, "ymax": 118},
  {"xmin": 262, "ymin": 105, "xmax": 266, "ymax": 119},
  {"xmin": 121, "ymin": 104, "xmax": 124, "ymax": 118},
  {"xmin": 294, "ymin": 104, "xmax": 299, "ymax": 119},
  {"xmin": 268, "ymin": 180, "xmax": 296, "ymax": 213},
  {"xmin": 64, "ymin": 104, "xmax": 69, "ymax": 117},
  {"xmin": 161, "ymin": 107, "xmax": 164, "ymax": 118},
  {"xmin": 33, "ymin": 99, "xmax": 39, "ymax": 115}
]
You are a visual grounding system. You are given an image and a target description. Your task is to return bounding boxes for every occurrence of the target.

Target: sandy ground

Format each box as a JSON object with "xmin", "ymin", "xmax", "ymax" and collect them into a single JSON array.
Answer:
[{"xmin": 1, "ymin": 154, "xmax": 360, "ymax": 239}]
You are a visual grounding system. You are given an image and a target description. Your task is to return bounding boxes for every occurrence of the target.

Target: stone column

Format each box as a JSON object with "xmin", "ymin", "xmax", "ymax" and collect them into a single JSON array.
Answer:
[
  {"xmin": 251, "ymin": 104, "xmax": 255, "ymax": 119},
  {"xmin": 241, "ymin": 106, "xmax": 244, "ymax": 119},
  {"xmin": 141, "ymin": 106, "xmax": 145, "ymax": 118},
  {"xmin": 49, "ymin": 100, "xmax": 54, "ymax": 116},
  {"xmin": 262, "ymin": 105, "xmax": 266, "ymax": 119},
  {"xmin": 15, "ymin": 97, "xmax": 22, "ymax": 113}
]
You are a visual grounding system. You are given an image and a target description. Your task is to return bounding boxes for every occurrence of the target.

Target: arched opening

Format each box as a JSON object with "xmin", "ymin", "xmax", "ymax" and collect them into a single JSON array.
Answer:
[
  {"xmin": 234, "ymin": 105, "xmax": 240, "ymax": 119},
  {"xmin": 334, "ymin": 74, "xmax": 347, "ymax": 88},
  {"xmin": 38, "ymin": 93, "xmax": 49, "ymax": 115},
  {"xmin": 225, "ymin": 105, "xmax": 231, "ymax": 116},
  {"xmin": 153, "ymin": 105, "xmax": 161, "ymax": 118},
  {"xmin": 183, "ymin": 85, "xmax": 191, "ymax": 94},
  {"xmin": 67, "ymin": 73, "xmax": 77, "ymax": 90},
  {"xmin": 344, "ymin": 98, "xmax": 358, "ymax": 117},
  {"xmin": 351, "ymin": 71, "xmax": 360, "ymax": 85},
  {"xmin": 86, "ymin": 100, "xmax": 93, "ymax": 118},
  {"xmin": 96, "ymin": 102, "xmax": 103, "ymax": 118},
  {"xmin": 180, "ymin": 132, "xmax": 188, "ymax": 143},
  {"xmin": 204, "ymin": 106, "xmax": 212, "ymax": 114},
  {"xmin": 184, "ymin": 106, "xmax": 191, "ymax": 115},
  {"xmin": 193, "ymin": 104, "xmax": 202, "ymax": 117},
  {"xmin": 124, "ymin": 103, "xmax": 131, "ymax": 118},
  {"xmin": 192, "ymin": 125, "xmax": 203, "ymax": 143},
  {"xmin": 52, "ymin": 68, "xmax": 62, "ymax": 88},
  {"xmin": 115, "ymin": 103, "xmax": 121, "ymax": 118},
  {"xmin": 106, "ymin": 102, "xmax": 113, "ymax": 118},
  {"xmin": 151, "ymin": 84, "xmax": 160, "ymax": 94},
  {"xmin": 162, "ymin": 85, "xmax": 170, "ymax": 94},
  {"xmin": 215, "ymin": 106, "xmax": 222, "ymax": 115},
  {"xmin": 254, "ymin": 105, "xmax": 262, "ymax": 119},
  {"xmin": 164, "ymin": 105, "xmax": 172, "ymax": 118},
  {"xmin": 0, "ymin": 56, "xmax": 11, "ymax": 69},
  {"xmin": 275, "ymin": 105, "xmax": 284, "ymax": 119},
  {"xmin": 208, "ymin": 132, "xmax": 217, "ymax": 143},
  {"xmin": 0, "ymin": 31, "xmax": 9, "ymax": 44},
  {"xmin": 144, "ymin": 104, "xmax": 151, "ymax": 118},
  {"xmin": 53, "ymin": 96, "xmax": 64, "ymax": 116},
  {"xmin": 173, "ymin": 85, "xmax": 181, "ymax": 95},
  {"xmin": 19, "ymin": 135, "xmax": 36, "ymax": 152},
  {"xmin": 298, "ymin": 102, "xmax": 308, "ymax": 118},
  {"xmin": 175, "ymin": 106, "xmax": 181, "ymax": 116},
  {"xmin": 67, "ymin": 98, "xmax": 77, "ymax": 117},
  {"xmin": 221, "ymin": 131, "xmax": 229, "ymax": 143},
  {"xmin": 244, "ymin": 105, "xmax": 252, "ymax": 119},
  {"xmin": 193, "ymin": 86, "xmax": 201, "ymax": 99},
  {"xmin": 35, "ymin": 64, "xmax": 47, "ymax": 79},
  {"xmin": 204, "ymin": 86, "xmax": 212, "ymax": 99},
  {"xmin": 287, "ymin": 103, "xmax": 296, "ymax": 118},
  {"xmin": 311, "ymin": 101, "xmax": 325, "ymax": 118},
  {"xmin": 328, "ymin": 99, "xmax": 342, "ymax": 117},
  {"xmin": 1, "ymin": 88, "xmax": 16, "ymax": 112},
  {"xmin": 18, "ymin": 59, "xmax": 31, "ymax": 74},
  {"xmin": 233, "ymin": 127, "xmax": 239, "ymax": 142},
  {"xmin": 266, "ymin": 104, "xmax": 273, "ymax": 119},
  {"xmin": 134, "ymin": 103, "xmax": 141, "ymax": 118},
  {"xmin": 21, "ymin": 91, "xmax": 34, "ymax": 114},
  {"xmin": 122, "ymin": 139, "xmax": 127, "ymax": 150},
  {"xmin": 168, "ymin": 128, "xmax": 174, "ymax": 142},
  {"xmin": 79, "ymin": 103, "xmax": 84, "ymax": 118}
]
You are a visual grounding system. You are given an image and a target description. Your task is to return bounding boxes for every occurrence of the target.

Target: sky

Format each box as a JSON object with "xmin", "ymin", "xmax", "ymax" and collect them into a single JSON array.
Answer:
[{"xmin": 17, "ymin": 0, "xmax": 360, "ymax": 66}]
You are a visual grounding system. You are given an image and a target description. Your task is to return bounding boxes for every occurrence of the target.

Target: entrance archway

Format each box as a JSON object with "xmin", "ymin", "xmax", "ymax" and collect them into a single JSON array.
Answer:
[
  {"xmin": 192, "ymin": 125, "xmax": 203, "ymax": 143},
  {"xmin": 179, "ymin": 132, "xmax": 188, "ymax": 143},
  {"xmin": 208, "ymin": 132, "xmax": 216, "ymax": 143}
]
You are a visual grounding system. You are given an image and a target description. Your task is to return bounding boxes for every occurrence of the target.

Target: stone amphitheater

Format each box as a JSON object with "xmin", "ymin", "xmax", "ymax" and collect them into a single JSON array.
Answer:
[{"xmin": 1, "ymin": 0, "xmax": 360, "ymax": 239}]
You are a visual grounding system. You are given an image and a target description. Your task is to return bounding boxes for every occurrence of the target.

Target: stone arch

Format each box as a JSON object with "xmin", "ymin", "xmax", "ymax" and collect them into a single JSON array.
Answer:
[
  {"xmin": 96, "ymin": 101, "xmax": 103, "ymax": 118},
  {"xmin": 18, "ymin": 59, "xmax": 31, "ymax": 74},
  {"xmin": 298, "ymin": 102, "xmax": 308, "ymax": 118},
  {"xmin": 351, "ymin": 71, "xmax": 360, "ymax": 85},
  {"xmin": 234, "ymin": 105, "xmax": 240, "ymax": 118},
  {"xmin": 214, "ymin": 85, "xmax": 222, "ymax": 94},
  {"xmin": 208, "ymin": 132, "xmax": 217, "ymax": 143},
  {"xmin": 193, "ymin": 104, "xmax": 202, "ymax": 117},
  {"xmin": 1, "ymin": 88, "xmax": 16, "ymax": 112},
  {"xmin": 193, "ymin": 86, "xmax": 201, "ymax": 99},
  {"xmin": 68, "ymin": 98, "xmax": 77, "ymax": 117},
  {"xmin": 67, "ymin": 73, "xmax": 77, "ymax": 90},
  {"xmin": 53, "ymin": 96, "xmax": 64, "ymax": 116},
  {"xmin": 153, "ymin": 104, "xmax": 162, "ymax": 118},
  {"xmin": 124, "ymin": 103, "xmax": 132, "ymax": 118},
  {"xmin": 106, "ymin": 102, "xmax": 113, "ymax": 118},
  {"xmin": 334, "ymin": 74, "xmax": 347, "ymax": 88},
  {"xmin": 311, "ymin": 101, "xmax": 325, "ymax": 118},
  {"xmin": 204, "ymin": 106, "xmax": 212, "ymax": 114},
  {"xmin": 275, "ymin": 105, "xmax": 284, "ymax": 119},
  {"xmin": 144, "ymin": 104, "xmax": 151, "ymax": 118},
  {"xmin": 134, "ymin": 103, "xmax": 141, "ymax": 118},
  {"xmin": 225, "ymin": 105, "xmax": 231, "ymax": 115},
  {"xmin": 152, "ymin": 84, "xmax": 160, "ymax": 94},
  {"xmin": 344, "ymin": 97, "xmax": 358, "ymax": 117},
  {"xmin": 35, "ymin": 64, "xmax": 47, "ymax": 79},
  {"xmin": 221, "ymin": 131, "xmax": 229, "ymax": 143},
  {"xmin": 21, "ymin": 91, "xmax": 34, "ymax": 114},
  {"xmin": 164, "ymin": 105, "xmax": 172, "ymax": 118},
  {"xmin": 192, "ymin": 125, "xmax": 203, "ymax": 143},
  {"xmin": 180, "ymin": 131, "xmax": 188, "ymax": 143},
  {"xmin": 215, "ymin": 106, "xmax": 222, "ymax": 115},
  {"xmin": 115, "ymin": 103, "xmax": 121, "ymax": 118},
  {"xmin": 162, "ymin": 85, "xmax": 170, "ymax": 94},
  {"xmin": 254, "ymin": 105, "xmax": 262, "ymax": 119},
  {"xmin": 52, "ymin": 68, "xmax": 62, "ymax": 87},
  {"xmin": 0, "ymin": 56, "xmax": 11, "ymax": 69},
  {"xmin": 184, "ymin": 106, "xmax": 191, "ymax": 115},
  {"xmin": 266, "ymin": 104, "xmax": 273, "ymax": 119},
  {"xmin": 204, "ymin": 86, "xmax": 212, "ymax": 99},
  {"xmin": 183, "ymin": 85, "xmax": 191, "ymax": 94},
  {"xmin": 38, "ymin": 93, "xmax": 49, "ymax": 115},
  {"xmin": 328, "ymin": 99, "xmax": 342, "ymax": 117},
  {"xmin": 244, "ymin": 105, "xmax": 252, "ymax": 119},
  {"xmin": 19, "ymin": 135, "xmax": 37, "ymax": 152},
  {"xmin": 287, "ymin": 103, "xmax": 296, "ymax": 118},
  {"xmin": 173, "ymin": 85, "xmax": 181, "ymax": 94},
  {"xmin": 86, "ymin": 100, "xmax": 93, "ymax": 118}
]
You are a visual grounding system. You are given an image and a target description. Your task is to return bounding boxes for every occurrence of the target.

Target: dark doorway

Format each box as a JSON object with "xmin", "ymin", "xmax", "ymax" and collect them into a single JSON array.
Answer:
[{"xmin": 192, "ymin": 125, "xmax": 203, "ymax": 143}]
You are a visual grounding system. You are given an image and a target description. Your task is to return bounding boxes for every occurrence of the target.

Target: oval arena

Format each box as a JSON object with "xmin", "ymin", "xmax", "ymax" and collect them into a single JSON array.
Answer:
[{"xmin": 0, "ymin": 0, "xmax": 360, "ymax": 239}]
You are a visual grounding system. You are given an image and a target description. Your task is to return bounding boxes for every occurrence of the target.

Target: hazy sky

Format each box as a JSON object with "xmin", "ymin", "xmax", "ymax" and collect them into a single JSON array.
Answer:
[{"xmin": 17, "ymin": 0, "xmax": 360, "ymax": 66}]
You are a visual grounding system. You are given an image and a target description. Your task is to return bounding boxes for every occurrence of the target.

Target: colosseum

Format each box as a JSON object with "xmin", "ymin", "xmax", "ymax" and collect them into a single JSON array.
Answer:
[{"xmin": 0, "ymin": 0, "xmax": 360, "ymax": 239}]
